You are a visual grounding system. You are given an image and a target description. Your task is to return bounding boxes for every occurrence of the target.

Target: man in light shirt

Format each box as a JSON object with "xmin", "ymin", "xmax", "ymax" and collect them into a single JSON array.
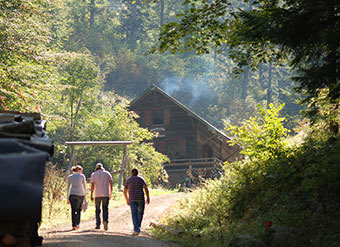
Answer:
[{"xmin": 90, "ymin": 163, "xmax": 113, "ymax": 230}]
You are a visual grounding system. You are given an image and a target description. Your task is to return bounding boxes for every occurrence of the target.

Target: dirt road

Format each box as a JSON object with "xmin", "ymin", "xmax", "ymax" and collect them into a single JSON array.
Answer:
[{"xmin": 41, "ymin": 194, "xmax": 181, "ymax": 247}]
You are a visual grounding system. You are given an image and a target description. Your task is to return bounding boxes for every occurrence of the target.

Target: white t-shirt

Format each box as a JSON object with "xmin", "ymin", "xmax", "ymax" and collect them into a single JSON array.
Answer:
[
  {"xmin": 90, "ymin": 169, "xmax": 112, "ymax": 197},
  {"xmin": 67, "ymin": 173, "xmax": 87, "ymax": 198}
]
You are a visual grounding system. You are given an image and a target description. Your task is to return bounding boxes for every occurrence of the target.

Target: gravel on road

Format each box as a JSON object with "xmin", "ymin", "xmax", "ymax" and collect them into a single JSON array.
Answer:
[{"xmin": 41, "ymin": 194, "xmax": 181, "ymax": 247}]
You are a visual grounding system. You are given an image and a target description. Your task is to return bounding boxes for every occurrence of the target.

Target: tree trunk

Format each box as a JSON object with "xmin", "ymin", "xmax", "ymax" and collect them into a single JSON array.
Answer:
[
  {"xmin": 130, "ymin": 3, "xmax": 137, "ymax": 50},
  {"xmin": 278, "ymin": 78, "xmax": 285, "ymax": 103},
  {"xmin": 160, "ymin": 0, "xmax": 165, "ymax": 27},
  {"xmin": 259, "ymin": 64, "xmax": 264, "ymax": 89},
  {"xmin": 240, "ymin": 1, "xmax": 253, "ymax": 101},
  {"xmin": 89, "ymin": 0, "xmax": 95, "ymax": 29},
  {"xmin": 241, "ymin": 68, "xmax": 249, "ymax": 100},
  {"xmin": 267, "ymin": 62, "xmax": 272, "ymax": 107},
  {"xmin": 328, "ymin": 0, "xmax": 337, "ymax": 99}
]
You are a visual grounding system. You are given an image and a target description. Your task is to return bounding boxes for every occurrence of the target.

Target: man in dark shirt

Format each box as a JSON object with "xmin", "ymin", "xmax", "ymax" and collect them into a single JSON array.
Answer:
[{"xmin": 123, "ymin": 168, "xmax": 150, "ymax": 235}]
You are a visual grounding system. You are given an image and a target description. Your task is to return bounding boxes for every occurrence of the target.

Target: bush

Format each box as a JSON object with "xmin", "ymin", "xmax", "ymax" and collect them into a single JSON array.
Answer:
[
  {"xmin": 153, "ymin": 103, "xmax": 340, "ymax": 246},
  {"xmin": 43, "ymin": 163, "xmax": 67, "ymax": 219}
]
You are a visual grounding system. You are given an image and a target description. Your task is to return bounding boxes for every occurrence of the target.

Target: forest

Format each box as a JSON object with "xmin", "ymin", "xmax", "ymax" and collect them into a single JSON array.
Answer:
[
  {"xmin": 1, "ymin": 0, "xmax": 307, "ymax": 173},
  {"xmin": 1, "ymin": 0, "xmax": 306, "ymax": 175},
  {"xmin": 0, "ymin": 0, "xmax": 339, "ymax": 246}
]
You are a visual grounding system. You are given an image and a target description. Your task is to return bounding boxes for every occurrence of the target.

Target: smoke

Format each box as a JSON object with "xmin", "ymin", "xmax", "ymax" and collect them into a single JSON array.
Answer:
[
  {"xmin": 160, "ymin": 77, "xmax": 181, "ymax": 95},
  {"xmin": 160, "ymin": 76, "xmax": 213, "ymax": 106}
]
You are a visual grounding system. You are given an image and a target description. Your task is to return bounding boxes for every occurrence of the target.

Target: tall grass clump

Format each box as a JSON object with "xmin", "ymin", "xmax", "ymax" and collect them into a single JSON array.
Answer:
[
  {"xmin": 43, "ymin": 163, "xmax": 67, "ymax": 220},
  {"xmin": 153, "ymin": 101, "xmax": 340, "ymax": 246}
]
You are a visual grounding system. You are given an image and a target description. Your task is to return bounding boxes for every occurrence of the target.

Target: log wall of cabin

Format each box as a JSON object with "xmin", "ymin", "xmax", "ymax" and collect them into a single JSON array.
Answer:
[
  {"xmin": 131, "ymin": 90, "xmax": 241, "ymax": 163},
  {"xmin": 130, "ymin": 91, "xmax": 196, "ymax": 159},
  {"xmin": 195, "ymin": 120, "xmax": 241, "ymax": 162},
  {"xmin": 130, "ymin": 88, "xmax": 242, "ymax": 186},
  {"xmin": 196, "ymin": 121, "xmax": 222, "ymax": 159}
]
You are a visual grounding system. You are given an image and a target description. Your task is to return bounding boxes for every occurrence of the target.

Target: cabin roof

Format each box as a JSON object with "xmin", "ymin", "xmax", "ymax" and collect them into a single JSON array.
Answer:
[{"xmin": 130, "ymin": 84, "xmax": 232, "ymax": 141}]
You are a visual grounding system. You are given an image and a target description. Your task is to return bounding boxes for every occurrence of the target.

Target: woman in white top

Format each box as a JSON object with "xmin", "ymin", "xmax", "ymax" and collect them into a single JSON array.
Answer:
[{"xmin": 67, "ymin": 165, "xmax": 87, "ymax": 230}]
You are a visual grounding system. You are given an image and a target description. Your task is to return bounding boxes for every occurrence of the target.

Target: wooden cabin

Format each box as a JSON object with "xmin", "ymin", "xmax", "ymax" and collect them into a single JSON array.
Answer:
[{"xmin": 130, "ymin": 85, "xmax": 241, "ymax": 186}]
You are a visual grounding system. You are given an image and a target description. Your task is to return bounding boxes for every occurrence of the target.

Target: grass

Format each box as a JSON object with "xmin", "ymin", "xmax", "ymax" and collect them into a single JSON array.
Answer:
[
  {"xmin": 40, "ymin": 186, "xmax": 175, "ymax": 230},
  {"xmin": 149, "ymin": 186, "xmax": 177, "ymax": 196}
]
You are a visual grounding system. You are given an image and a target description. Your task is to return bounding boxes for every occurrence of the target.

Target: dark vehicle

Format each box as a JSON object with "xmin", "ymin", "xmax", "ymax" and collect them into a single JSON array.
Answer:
[{"xmin": 0, "ymin": 111, "xmax": 53, "ymax": 246}]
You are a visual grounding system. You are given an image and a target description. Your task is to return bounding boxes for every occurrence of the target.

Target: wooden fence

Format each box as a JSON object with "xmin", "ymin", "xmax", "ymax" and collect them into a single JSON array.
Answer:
[{"xmin": 163, "ymin": 157, "xmax": 224, "ymax": 186}]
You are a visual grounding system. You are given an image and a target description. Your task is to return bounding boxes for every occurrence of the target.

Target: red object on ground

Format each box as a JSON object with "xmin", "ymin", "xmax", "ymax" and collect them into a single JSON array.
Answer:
[{"xmin": 265, "ymin": 220, "xmax": 272, "ymax": 231}]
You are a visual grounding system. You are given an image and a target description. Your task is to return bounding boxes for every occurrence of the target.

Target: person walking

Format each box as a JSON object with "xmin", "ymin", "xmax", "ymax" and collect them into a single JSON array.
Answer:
[
  {"xmin": 67, "ymin": 165, "xmax": 87, "ymax": 230},
  {"xmin": 123, "ymin": 168, "xmax": 150, "ymax": 236},
  {"xmin": 90, "ymin": 163, "xmax": 113, "ymax": 230}
]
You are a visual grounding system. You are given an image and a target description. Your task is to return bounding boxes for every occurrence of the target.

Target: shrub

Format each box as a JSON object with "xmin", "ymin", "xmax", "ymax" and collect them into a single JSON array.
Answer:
[
  {"xmin": 153, "ymin": 103, "xmax": 340, "ymax": 246},
  {"xmin": 43, "ymin": 163, "xmax": 67, "ymax": 218}
]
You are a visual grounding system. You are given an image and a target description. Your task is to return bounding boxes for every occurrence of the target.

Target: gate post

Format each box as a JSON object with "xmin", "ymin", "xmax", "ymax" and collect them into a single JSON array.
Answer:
[
  {"xmin": 66, "ymin": 145, "xmax": 75, "ymax": 172},
  {"xmin": 188, "ymin": 159, "xmax": 192, "ymax": 188},
  {"xmin": 118, "ymin": 144, "xmax": 128, "ymax": 190}
]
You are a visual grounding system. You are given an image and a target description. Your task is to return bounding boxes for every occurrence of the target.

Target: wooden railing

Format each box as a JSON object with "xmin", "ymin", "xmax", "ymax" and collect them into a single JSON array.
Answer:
[{"xmin": 163, "ymin": 157, "xmax": 224, "ymax": 173}]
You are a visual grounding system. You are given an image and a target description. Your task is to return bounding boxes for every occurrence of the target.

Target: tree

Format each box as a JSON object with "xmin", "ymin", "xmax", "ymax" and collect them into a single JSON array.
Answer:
[
  {"xmin": 50, "ymin": 91, "xmax": 169, "ymax": 184},
  {"xmin": 49, "ymin": 55, "xmax": 100, "ymax": 142},
  {"xmin": 224, "ymin": 103, "xmax": 289, "ymax": 161},
  {"xmin": 155, "ymin": 0, "xmax": 339, "ymax": 104},
  {"xmin": 0, "ymin": 0, "xmax": 60, "ymax": 110}
]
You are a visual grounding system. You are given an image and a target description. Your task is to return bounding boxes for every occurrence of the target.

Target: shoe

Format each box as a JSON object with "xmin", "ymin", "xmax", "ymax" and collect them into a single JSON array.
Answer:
[
  {"xmin": 103, "ymin": 221, "xmax": 108, "ymax": 231},
  {"xmin": 76, "ymin": 225, "xmax": 80, "ymax": 229},
  {"xmin": 72, "ymin": 227, "xmax": 76, "ymax": 230},
  {"xmin": 131, "ymin": 231, "xmax": 139, "ymax": 236},
  {"xmin": 95, "ymin": 225, "xmax": 100, "ymax": 229}
]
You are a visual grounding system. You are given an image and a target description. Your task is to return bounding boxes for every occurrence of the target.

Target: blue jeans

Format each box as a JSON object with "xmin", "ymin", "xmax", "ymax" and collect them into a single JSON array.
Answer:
[
  {"xmin": 95, "ymin": 197, "xmax": 109, "ymax": 226},
  {"xmin": 69, "ymin": 195, "xmax": 84, "ymax": 227},
  {"xmin": 130, "ymin": 201, "xmax": 145, "ymax": 233}
]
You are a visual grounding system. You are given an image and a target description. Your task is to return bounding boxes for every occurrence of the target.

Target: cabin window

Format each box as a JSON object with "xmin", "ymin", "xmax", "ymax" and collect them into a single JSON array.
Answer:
[
  {"xmin": 153, "ymin": 109, "xmax": 164, "ymax": 124},
  {"xmin": 167, "ymin": 140, "xmax": 180, "ymax": 159},
  {"xmin": 203, "ymin": 145, "xmax": 213, "ymax": 158}
]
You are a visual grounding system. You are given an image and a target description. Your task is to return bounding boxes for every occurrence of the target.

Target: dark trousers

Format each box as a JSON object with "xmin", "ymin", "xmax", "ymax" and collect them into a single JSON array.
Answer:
[
  {"xmin": 95, "ymin": 197, "xmax": 109, "ymax": 226},
  {"xmin": 69, "ymin": 195, "xmax": 84, "ymax": 227},
  {"xmin": 130, "ymin": 201, "xmax": 145, "ymax": 233}
]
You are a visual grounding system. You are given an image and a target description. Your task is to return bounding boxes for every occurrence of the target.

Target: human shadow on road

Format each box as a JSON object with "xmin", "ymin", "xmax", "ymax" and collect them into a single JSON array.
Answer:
[
  {"xmin": 42, "ymin": 233, "xmax": 173, "ymax": 247},
  {"xmin": 45, "ymin": 229, "xmax": 75, "ymax": 234},
  {"xmin": 77, "ymin": 230, "xmax": 137, "ymax": 237}
]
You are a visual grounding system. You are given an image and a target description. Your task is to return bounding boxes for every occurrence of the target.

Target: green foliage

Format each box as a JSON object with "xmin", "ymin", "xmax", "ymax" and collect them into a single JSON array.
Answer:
[
  {"xmin": 58, "ymin": 55, "xmax": 100, "ymax": 136},
  {"xmin": 153, "ymin": 104, "xmax": 340, "ymax": 246},
  {"xmin": 2, "ymin": 1, "xmax": 337, "ymax": 241},
  {"xmin": 155, "ymin": 0, "xmax": 339, "ymax": 105},
  {"xmin": 47, "ymin": 0, "xmax": 301, "ymax": 130},
  {"xmin": 224, "ymin": 103, "xmax": 289, "ymax": 161},
  {"xmin": 73, "ymin": 102, "xmax": 169, "ymax": 184},
  {"xmin": 0, "ymin": 0, "xmax": 302, "ymax": 128},
  {"xmin": 0, "ymin": 0, "xmax": 61, "ymax": 110},
  {"xmin": 48, "ymin": 83, "xmax": 168, "ymax": 184},
  {"xmin": 1, "ymin": 0, "xmax": 302, "ymax": 186},
  {"xmin": 130, "ymin": 143, "xmax": 169, "ymax": 186}
]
